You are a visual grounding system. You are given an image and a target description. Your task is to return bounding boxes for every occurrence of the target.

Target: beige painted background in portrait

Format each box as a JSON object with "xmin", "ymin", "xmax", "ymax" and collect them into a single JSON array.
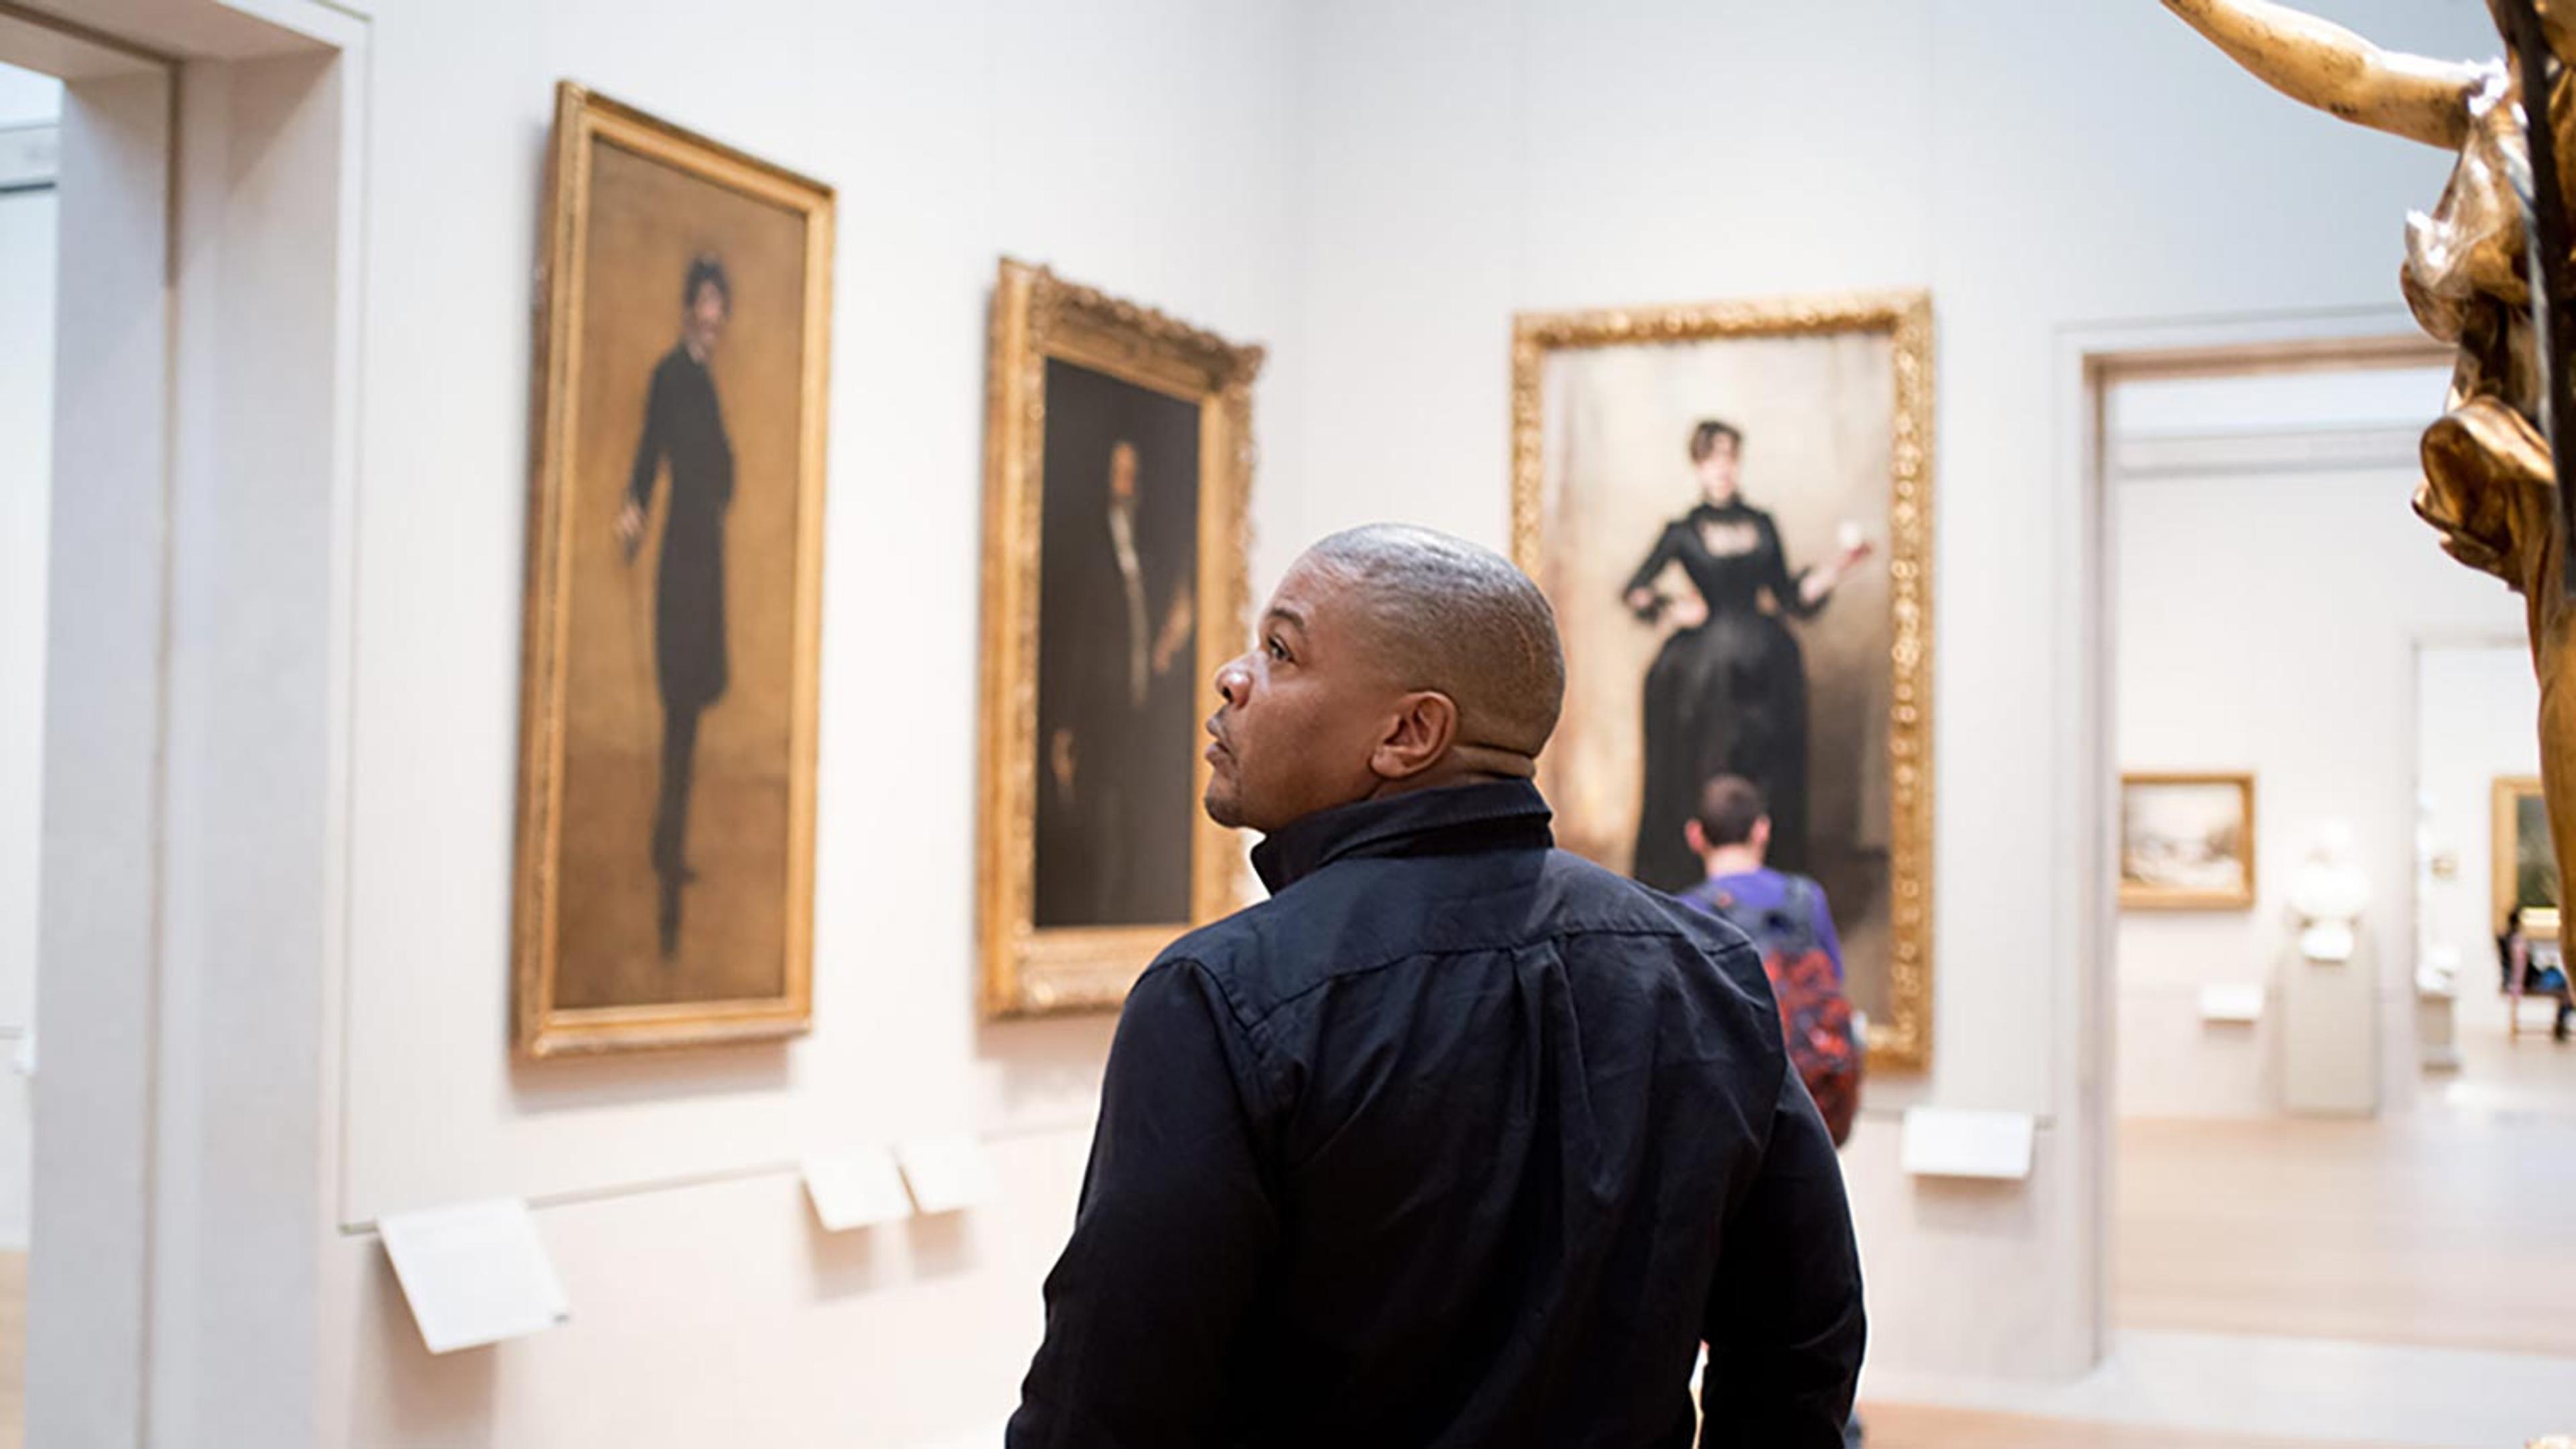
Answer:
[
  {"xmin": 1539, "ymin": 331, "xmax": 1897, "ymax": 1016},
  {"xmin": 551, "ymin": 136, "xmax": 812, "ymax": 1010}
]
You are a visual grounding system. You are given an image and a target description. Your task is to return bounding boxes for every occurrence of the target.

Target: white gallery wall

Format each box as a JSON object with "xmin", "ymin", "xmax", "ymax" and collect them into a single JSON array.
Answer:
[
  {"xmin": 2109, "ymin": 369, "xmax": 2524, "ymax": 1120},
  {"xmin": 327, "ymin": 2, "xmax": 1301, "ymax": 1444},
  {"xmin": 1288, "ymin": 0, "xmax": 2497, "ymax": 1390},
  {"xmin": 28, "ymin": 0, "xmax": 2508, "ymax": 1442},
  {"xmin": 0, "ymin": 60, "xmax": 61, "ymax": 1252}
]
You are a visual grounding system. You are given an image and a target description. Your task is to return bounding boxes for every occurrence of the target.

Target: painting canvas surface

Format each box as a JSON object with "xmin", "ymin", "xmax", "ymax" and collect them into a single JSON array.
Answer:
[
  {"xmin": 515, "ymin": 87, "xmax": 830, "ymax": 1055},
  {"xmin": 1031, "ymin": 359, "xmax": 1204, "ymax": 930},
  {"xmin": 1537, "ymin": 331, "xmax": 1900, "ymax": 1022},
  {"xmin": 2508, "ymin": 782, "xmax": 2559, "ymax": 919},
  {"xmin": 2122, "ymin": 781, "xmax": 2251, "ymax": 896}
]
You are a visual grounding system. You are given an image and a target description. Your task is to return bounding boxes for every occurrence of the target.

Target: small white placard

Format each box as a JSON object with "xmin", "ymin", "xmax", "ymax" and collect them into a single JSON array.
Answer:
[
  {"xmin": 1900, "ymin": 1108, "xmax": 2035, "ymax": 1181},
  {"xmin": 2199, "ymin": 983, "xmax": 2265, "ymax": 1024},
  {"xmin": 0, "ymin": 126, "xmax": 56, "ymax": 191},
  {"xmin": 378, "ymin": 1198, "xmax": 570, "ymax": 1355},
  {"xmin": 802, "ymin": 1148, "xmax": 914, "ymax": 1232},
  {"xmin": 896, "ymin": 1135, "xmax": 994, "ymax": 1216}
]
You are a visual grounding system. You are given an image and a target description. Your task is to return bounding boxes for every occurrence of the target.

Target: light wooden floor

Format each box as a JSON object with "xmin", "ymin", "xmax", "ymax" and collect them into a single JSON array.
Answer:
[
  {"xmin": 1861, "ymin": 1404, "xmax": 2416, "ymax": 1449},
  {"xmin": 2114, "ymin": 1113, "xmax": 2576, "ymax": 1356},
  {"xmin": 2116, "ymin": 1020, "xmax": 2576, "ymax": 1358},
  {"xmin": 0, "ymin": 1250, "xmax": 22, "ymax": 1449},
  {"xmin": 1866, "ymin": 1011, "xmax": 2576, "ymax": 1444}
]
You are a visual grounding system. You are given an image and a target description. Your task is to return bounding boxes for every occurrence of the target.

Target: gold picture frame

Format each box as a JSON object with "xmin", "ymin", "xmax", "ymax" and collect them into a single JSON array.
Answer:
[
  {"xmin": 2119, "ymin": 771, "xmax": 2257, "ymax": 912},
  {"xmin": 512, "ymin": 84, "xmax": 833, "ymax": 1056},
  {"xmin": 2492, "ymin": 773, "xmax": 2555, "ymax": 934},
  {"xmin": 1510, "ymin": 290, "xmax": 1936, "ymax": 1071},
  {"xmin": 978, "ymin": 260, "xmax": 1263, "ymax": 1017}
]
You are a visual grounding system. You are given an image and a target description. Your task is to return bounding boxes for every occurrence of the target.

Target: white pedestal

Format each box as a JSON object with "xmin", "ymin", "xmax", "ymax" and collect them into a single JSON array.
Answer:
[
  {"xmin": 2416, "ymin": 984, "xmax": 2462, "ymax": 1073},
  {"xmin": 2282, "ymin": 931, "xmax": 2379, "ymax": 1116}
]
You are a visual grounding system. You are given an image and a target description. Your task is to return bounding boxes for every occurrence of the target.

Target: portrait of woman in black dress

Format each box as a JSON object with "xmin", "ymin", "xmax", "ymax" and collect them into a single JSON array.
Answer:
[{"xmin": 1623, "ymin": 419, "xmax": 1873, "ymax": 892}]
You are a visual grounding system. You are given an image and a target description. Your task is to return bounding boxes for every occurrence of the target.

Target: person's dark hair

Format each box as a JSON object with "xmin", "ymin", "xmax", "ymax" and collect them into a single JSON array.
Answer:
[
  {"xmin": 684, "ymin": 254, "xmax": 732, "ymax": 313},
  {"xmin": 1302, "ymin": 524, "xmax": 1566, "ymax": 761},
  {"xmin": 1694, "ymin": 774, "xmax": 1768, "ymax": 848},
  {"xmin": 1688, "ymin": 419, "xmax": 1743, "ymax": 462}
]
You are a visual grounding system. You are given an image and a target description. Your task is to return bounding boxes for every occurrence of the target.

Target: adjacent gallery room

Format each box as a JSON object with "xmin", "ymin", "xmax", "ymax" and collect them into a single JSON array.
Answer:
[
  {"xmin": 2098, "ymin": 352, "xmax": 2576, "ymax": 1442},
  {"xmin": 9, "ymin": 1, "xmax": 2576, "ymax": 1447}
]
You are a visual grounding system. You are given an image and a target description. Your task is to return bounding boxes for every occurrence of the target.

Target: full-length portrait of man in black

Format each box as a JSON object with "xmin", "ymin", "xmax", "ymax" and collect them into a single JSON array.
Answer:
[
  {"xmin": 1032, "ymin": 360, "xmax": 1201, "ymax": 928},
  {"xmin": 616, "ymin": 253, "xmax": 735, "ymax": 959}
]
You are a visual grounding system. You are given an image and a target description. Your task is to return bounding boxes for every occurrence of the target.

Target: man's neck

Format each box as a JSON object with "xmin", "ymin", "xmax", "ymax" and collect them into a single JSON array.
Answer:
[
  {"xmin": 1701, "ymin": 845, "xmax": 1764, "ymax": 879},
  {"xmin": 1365, "ymin": 747, "xmax": 1537, "ymax": 803}
]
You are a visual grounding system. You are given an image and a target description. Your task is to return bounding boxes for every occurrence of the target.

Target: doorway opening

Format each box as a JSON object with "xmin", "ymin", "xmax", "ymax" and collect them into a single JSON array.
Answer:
[
  {"xmin": 2413, "ymin": 638, "xmax": 2576, "ymax": 1112},
  {"xmin": 1, "ymin": 2, "xmax": 368, "ymax": 1442},
  {"xmin": 0, "ymin": 51, "xmax": 57, "ymax": 1449},
  {"xmin": 2084, "ymin": 335, "xmax": 2576, "ymax": 1440}
]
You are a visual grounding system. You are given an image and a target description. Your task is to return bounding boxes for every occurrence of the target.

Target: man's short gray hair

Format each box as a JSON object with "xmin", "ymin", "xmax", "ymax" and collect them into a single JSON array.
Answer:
[{"xmin": 1303, "ymin": 524, "xmax": 1566, "ymax": 759}]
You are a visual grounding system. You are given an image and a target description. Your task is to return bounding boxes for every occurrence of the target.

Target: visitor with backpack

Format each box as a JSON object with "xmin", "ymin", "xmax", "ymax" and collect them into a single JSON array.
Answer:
[
  {"xmin": 1678, "ymin": 773, "xmax": 1867, "ymax": 1447},
  {"xmin": 1676, "ymin": 773, "xmax": 1863, "ymax": 1146}
]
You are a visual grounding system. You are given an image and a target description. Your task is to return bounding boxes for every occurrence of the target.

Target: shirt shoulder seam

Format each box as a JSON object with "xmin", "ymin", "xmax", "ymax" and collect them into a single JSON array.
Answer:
[
  {"xmin": 1152, "ymin": 955, "xmax": 1286, "ymax": 1084},
  {"xmin": 1198, "ymin": 923, "xmax": 1765, "ymax": 1031}
]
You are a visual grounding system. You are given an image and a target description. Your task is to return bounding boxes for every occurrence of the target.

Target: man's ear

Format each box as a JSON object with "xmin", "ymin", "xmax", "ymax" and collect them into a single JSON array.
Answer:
[
  {"xmin": 1684, "ymin": 820, "xmax": 1709, "ymax": 856},
  {"xmin": 1370, "ymin": 691, "xmax": 1460, "ymax": 781}
]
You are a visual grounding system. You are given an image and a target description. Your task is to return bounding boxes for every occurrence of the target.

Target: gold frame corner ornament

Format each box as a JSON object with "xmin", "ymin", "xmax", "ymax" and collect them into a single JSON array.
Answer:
[
  {"xmin": 1507, "ymin": 288, "xmax": 1937, "ymax": 1073},
  {"xmin": 977, "ymin": 259, "xmax": 1264, "ymax": 1019},
  {"xmin": 2117, "ymin": 771, "xmax": 2259, "ymax": 914},
  {"xmin": 511, "ymin": 82, "xmax": 835, "ymax": 1058}
]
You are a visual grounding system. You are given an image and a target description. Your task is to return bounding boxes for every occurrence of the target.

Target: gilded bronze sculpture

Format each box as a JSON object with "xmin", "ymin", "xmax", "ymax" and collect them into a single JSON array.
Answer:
[{"xmin": 2161, "ymin": 0, "xmax": 2576, "ymax": 916}]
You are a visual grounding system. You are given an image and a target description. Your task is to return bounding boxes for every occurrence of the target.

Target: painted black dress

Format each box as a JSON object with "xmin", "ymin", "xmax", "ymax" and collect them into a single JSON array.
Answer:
[{"xmin": 1624, "ymin": 500, "xmax": 1823, "ymax": 892}]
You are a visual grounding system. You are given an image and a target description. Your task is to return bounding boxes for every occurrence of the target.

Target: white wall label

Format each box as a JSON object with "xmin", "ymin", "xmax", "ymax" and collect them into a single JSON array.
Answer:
[
  {"xmin": 377, "ymin": 1198, "xmax": 570, "ymax": 1354},
  {"xmin": 1900, "ymin": 1108, "xmax": 2036, "ymax": 1181},
  {"xmin": 2198, "ymin": 983, "xmax": 2265, "ymax": 1023},
  {"xmin": 896, "ymin": 1136, "xmax": 994, "ymax": 1216},
  {"xmin": 802, "ymin": 1148, "xmax": 914, "ymax": 1232}
]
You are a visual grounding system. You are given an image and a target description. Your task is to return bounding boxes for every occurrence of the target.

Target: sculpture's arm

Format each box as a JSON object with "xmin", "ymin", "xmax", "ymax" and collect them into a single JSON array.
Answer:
[{"xmin": 2161, "ymin": 0, "xmax": 2483, "ymax": 151}]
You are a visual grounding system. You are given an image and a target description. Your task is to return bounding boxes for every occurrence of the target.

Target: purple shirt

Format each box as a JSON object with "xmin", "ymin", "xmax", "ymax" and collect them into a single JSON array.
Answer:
[{"xmin": 1699, "ymin": 869, "xmax": 1846, "ymax": 985}]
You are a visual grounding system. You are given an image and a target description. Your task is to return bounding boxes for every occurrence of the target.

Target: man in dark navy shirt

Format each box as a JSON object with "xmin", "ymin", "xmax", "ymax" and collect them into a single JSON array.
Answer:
[{"xmin": 1008, "ymin": 525, "xmax": 1864, "ymax": 1448}]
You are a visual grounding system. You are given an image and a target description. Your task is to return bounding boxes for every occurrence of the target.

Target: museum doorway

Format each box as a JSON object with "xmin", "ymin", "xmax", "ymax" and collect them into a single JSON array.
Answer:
[
  {"xmin": 2411, "ymin": 637, "xmax": 2576, "ymax": 1118},
  {"xmin": 0, "ymin": 13, "xmax": 172, "ymax": 1440},
  {"xmin": 2082, "ymin": 333, "xmax": 2576, "ymax": 1435},
  {"xmin": 0, "ymin": 48, "xmax": 60, "ymax": 1446},
  {"xmin": 1, "ymin": 1, "xmax": 370, "ymax": 1443}
]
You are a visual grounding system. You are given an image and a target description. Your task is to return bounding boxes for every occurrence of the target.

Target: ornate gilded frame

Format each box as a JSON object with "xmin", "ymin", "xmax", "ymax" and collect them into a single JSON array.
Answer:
[
  {"xmin": 512, "ymin": 84, "xmax": 834, "ymax": 1056},
  {"xmin": 1509, "ymin": 290, "xmax": 1937, "ymax": 1071},
  {"xmin": 2492, "ymin": 774, "xmax": 2551, "ymax": 934},
  {"xmin": 2118, "ymin": 771, "xmax": 2257, "ymax": 913},
  {"xmin": 978, "ymin": 260, "xmax": 1263, "ymax": 1017}
]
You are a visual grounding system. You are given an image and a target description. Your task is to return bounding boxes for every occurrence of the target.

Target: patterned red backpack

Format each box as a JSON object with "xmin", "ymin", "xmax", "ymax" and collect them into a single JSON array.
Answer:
[{"xmin": 1680, "ymin": 876, "xmax": 1862, "ymax": 1145}]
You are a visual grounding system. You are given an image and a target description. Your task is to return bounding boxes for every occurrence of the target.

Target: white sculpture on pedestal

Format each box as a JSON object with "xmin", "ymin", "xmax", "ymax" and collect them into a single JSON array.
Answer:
[
  {"xmin": 2279, "ymin": 820, "xmax": 2383, "ymax": 1113},
  {"xmin": 2290, "ymin": 820, "xmax": 2370, "ymax": 963}
]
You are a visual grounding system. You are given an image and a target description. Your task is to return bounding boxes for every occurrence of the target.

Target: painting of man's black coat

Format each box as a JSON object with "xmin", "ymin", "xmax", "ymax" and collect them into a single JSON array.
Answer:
[
  {"xmin": 1032, "ymin": 360, "xmax": 1203, "ymax": 930},
  {"xmin": 514, "ymin": 85, "xmax": 832, "ymax": 1057},
  {"xmin": 977, "ymin": 260, "xmax": 1262, "ymax": 1018}
]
